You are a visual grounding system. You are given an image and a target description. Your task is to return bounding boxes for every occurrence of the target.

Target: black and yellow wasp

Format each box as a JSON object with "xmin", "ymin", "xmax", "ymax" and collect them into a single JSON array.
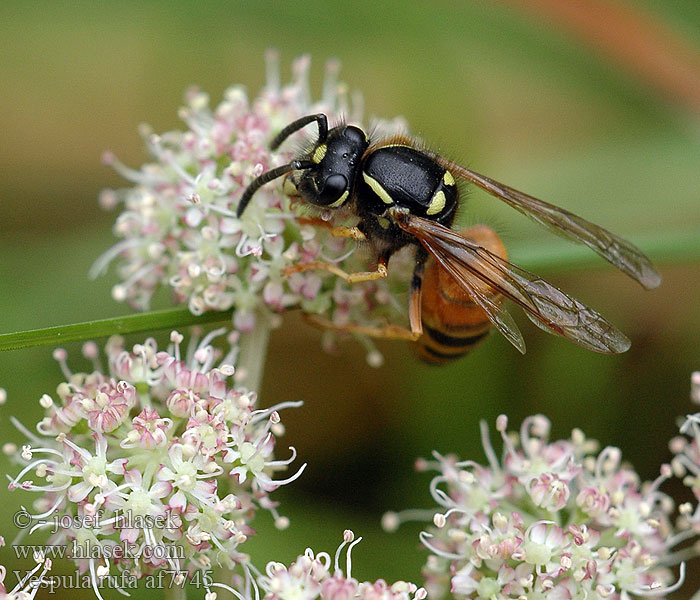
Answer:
[{"xmin": 237, "ymin": 113, "xmax": 660, "ymax": 359}]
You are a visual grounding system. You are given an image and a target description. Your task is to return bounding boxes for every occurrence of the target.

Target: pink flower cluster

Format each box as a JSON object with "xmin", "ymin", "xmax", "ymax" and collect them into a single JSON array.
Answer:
[
  {"xmin": 206, "ymin": 531, "xmax": 426, "ymax": 600},
  {"xmin": 93, "ymin": 52, "xmax": 409, "ymax": 362},
  {"xmin": 6, "ymin": 330, "xmax": 304, "ymax": 598},
  {"xmin": 0, "ymin": 550, "xmax": 52, "ymax": 600},
  {"xmin": 391, "ymin": 415, "xmax": 686, "ymax": 600},
  {"xmin": 669, "ymin": 371, "xmax": 700, "ymax": 549}
]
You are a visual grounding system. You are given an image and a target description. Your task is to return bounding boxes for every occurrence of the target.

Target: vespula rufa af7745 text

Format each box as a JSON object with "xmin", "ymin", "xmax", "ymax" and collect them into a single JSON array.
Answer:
[{"xmin": 237, "ymin": 113, "xmax": 661, "ymax": 357}]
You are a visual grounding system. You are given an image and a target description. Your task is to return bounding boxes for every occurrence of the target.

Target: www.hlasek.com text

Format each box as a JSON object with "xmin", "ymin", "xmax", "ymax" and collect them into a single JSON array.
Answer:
[{"xmin": 13, "ymin": 539, "xmax": 184, "ymax": 561}]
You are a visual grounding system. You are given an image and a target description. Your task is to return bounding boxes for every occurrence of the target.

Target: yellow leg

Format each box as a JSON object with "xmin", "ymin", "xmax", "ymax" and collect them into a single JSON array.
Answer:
[
  {"xmin": 284, "ymin": 256, "xmax": 388, "ymax": 284},
  {"xmin": 303, "ymin": 314, "xmax": 421, "ymax": 341},
  {"xmin": 297, "ymin": 217, "xmax": 366, "ymax": 240},
  {"xmin": 409, "ymin": 284, "xmax": 423, "ymax": 337},
  {"xmin": 289, "ymin": 215, "xmax": 382, "ymax": 281}
]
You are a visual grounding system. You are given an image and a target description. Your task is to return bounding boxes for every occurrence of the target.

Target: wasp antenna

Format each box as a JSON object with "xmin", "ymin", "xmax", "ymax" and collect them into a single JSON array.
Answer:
[
  {"xmin": 237, "ymin": 160, "xmax": 314, "ymax": 217},
  {"xmin": 270, "ymin": 113, "xmax": 328, "ymax": 150}
]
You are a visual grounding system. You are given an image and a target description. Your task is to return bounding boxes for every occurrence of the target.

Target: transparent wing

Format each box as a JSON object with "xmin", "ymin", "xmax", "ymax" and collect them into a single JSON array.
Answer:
[
  {"xmin": 419, "ymin": 235, "xmax": 526, "ymax": 354},
  {"xmin": 436, "ymin": 159, "xmax": 661, "ymax": 290},
  {"xmin": 396, "ymin": 212, "xmax": 631, "ymax": 354}
]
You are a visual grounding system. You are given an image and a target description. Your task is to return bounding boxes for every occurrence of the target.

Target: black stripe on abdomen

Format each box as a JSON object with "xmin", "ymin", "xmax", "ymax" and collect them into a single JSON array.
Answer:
[
  {"xmin": 423, "ymin": 324, "xmax": 489, "ymax": 348},
  {"xmin": 417, "ymin": 327, "xmax": 490, "ymax": 365}
]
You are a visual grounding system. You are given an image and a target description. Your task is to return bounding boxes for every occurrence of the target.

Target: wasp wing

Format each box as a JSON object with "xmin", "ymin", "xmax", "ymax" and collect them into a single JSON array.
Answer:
[
  {"xmin": 396, "ymin": 213, "xmax": 631, "ymax": 354},
  {"xmin": 437, "ymin": 160, "xmax": 661, "ymax": 290},
  {"xmin": 419, "ymin": 235, "xmax": 527, "ymax": 354}
]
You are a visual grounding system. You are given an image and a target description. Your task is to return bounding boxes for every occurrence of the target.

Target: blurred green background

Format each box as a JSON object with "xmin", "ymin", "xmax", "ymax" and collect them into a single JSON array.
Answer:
[{"xmin": 1, "ymin": 1, "xmax": 699, "ymax": 597}]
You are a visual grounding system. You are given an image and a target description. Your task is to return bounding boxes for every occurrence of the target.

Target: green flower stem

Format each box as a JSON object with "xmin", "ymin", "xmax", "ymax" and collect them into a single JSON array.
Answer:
[
  {"xmin": 237, "ymin": 311, "xmax": 272, "ymax": 393},
  {"xmin": 217, "ymin": 311, "xmax": 272, "ymax": 587},
  {"xmin": 3, "ymin": 229, "xmax": 697, "ymax": 353},
  {"xmin": 0, "ymin": 307, "xmax": 233, "ymax": 352},
  {"xmin": 164, "ymin": 585, "xmax": 187, "ymax": 600}
]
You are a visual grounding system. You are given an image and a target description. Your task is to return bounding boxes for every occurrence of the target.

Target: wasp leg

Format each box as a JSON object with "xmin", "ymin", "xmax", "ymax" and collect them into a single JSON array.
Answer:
[
  {"xmin": 284, "ymin": 253, "xmax": 389, "ymax": 284},
  {"xmin": 303, "ymin": 314, "xmax": 419, "ymax": 341},
  {"xmin": 297, "ymin": 217, "xmax": 366, "ymax": 240},
  {"xmin": 409, "ymin": 247, "xmax": 428, "ymax": 337}
]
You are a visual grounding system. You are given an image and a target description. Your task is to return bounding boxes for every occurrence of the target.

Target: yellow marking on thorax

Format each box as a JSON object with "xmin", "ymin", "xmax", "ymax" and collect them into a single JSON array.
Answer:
[
  {"xmin": 362, "ymin": 173, "xmax": 394, "ymax": 205},
  {"xmin": 443, "ymin": 170, "xmax": 455, "ymax": 186},
  {"xmin": 312, "ymin": 144, "xmax": 327, "ymax": 164},
  {"xmin": 328, "ymin": 190, "xmax": 349, "ymax": 208},
  {"xmin": 426, "ymin": 190, "xmax": 446, "ymax": 215}
]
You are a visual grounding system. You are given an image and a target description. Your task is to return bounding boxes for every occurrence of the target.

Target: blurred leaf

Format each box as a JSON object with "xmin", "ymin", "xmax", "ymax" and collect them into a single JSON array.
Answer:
[{"xmin": 0, "ymin": 308, "xmax": 232, "ymax": 352}]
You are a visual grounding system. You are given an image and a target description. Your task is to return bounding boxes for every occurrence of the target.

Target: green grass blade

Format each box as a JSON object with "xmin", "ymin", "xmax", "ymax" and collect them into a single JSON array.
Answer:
[{"xmin": 0, "ymin": 308, "xmax": 233, "ymax": 352}]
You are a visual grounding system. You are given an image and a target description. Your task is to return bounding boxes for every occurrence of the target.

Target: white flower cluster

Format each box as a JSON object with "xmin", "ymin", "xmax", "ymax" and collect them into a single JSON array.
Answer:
[
  {"xmin": 669, "ymin": 370, "xmax": 700, "ymax": 552},
  {"xmin": 389, "ymin": 415, "xmax": 688, "ymax": 600},
  {"xmin": 93, "ymin": 52, "xmax": 410, "ymax": 361},
  {"xmin": 6, "ymin": 330, "xmax": 304, "ymax": 597},
  {"xmin": 205, "ymin": 531, "xmax": 426, "ymax": 600},
  {"xmin": 0, "ymin": 549, "xmax": 52, "ymax": 600}
]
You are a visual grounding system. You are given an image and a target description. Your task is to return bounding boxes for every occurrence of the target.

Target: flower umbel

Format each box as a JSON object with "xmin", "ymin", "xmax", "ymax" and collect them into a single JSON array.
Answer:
[
  {"xmin": 6, "ymin": 331, "xmax": 304, "ymax": 597},
  {"xmin": 669, "ymin": 370, "xmax": 700, "ymax": 558},
  {"xmin": 207, "ymin": 530, "xmax": 427, "ymax": 600},
  {"xmin": 93, "ymin": 52, "xmax": 409, "ymax": 364},
  {"xmin": 389, "ymin": 415, "xmax": 688, "ymax": 600}
]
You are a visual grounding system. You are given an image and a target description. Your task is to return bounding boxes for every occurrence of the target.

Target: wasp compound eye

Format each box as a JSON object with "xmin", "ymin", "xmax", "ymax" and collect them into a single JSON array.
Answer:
[{"xmin": 318, "ymin": 174, "xmax": 348, "ymax": 206}]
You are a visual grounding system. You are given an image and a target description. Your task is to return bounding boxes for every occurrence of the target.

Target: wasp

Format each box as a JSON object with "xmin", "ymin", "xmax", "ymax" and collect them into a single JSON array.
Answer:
[{"xmin": 236, "ymin": 113, "xmax": 661, "ymax": 355}]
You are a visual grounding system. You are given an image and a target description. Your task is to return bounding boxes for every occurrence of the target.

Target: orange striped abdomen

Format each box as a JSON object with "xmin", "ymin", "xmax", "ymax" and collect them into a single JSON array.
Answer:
[{"xmin": 416, "ymin": 225, "xmax": 507, "ymax": 365}]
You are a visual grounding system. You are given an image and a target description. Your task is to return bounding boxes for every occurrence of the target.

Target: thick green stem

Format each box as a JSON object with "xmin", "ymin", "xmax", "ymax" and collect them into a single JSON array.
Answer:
[
  {"xmin": 216, "ymin": 311, "xmax": 272, "ymax": 586},
  {"xmin": 2, "ymin": 228, "xmax": 699, "ymax": 353},
  {"xmin": 236, "ymin": 311, "xmax": 272, "ymax": 394},
  {"xmin": 164, "ymin": 585, "xmax": 187, "ymax": 600}
]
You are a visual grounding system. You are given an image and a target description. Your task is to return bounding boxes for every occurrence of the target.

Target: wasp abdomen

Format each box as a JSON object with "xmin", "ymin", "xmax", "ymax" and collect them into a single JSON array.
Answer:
[{"xmin": 416, "ymin": 225, "xmax": 507, "ymax": 365}]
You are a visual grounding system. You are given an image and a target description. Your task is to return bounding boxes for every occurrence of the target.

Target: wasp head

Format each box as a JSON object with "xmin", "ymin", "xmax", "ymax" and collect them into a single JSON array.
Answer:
[{"xmin": 295, "ymin": 125, "xmax": 369, "ymax": 208}]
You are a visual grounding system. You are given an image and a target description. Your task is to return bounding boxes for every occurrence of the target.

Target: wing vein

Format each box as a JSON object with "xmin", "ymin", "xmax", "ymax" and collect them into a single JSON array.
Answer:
[
  {"xmin": 395, "ymin": 212, "xmax": 631, "ymax": 354},
  {"xmin": 435, "ymin": 160, "xmax": 661, "ymax": 290}
]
